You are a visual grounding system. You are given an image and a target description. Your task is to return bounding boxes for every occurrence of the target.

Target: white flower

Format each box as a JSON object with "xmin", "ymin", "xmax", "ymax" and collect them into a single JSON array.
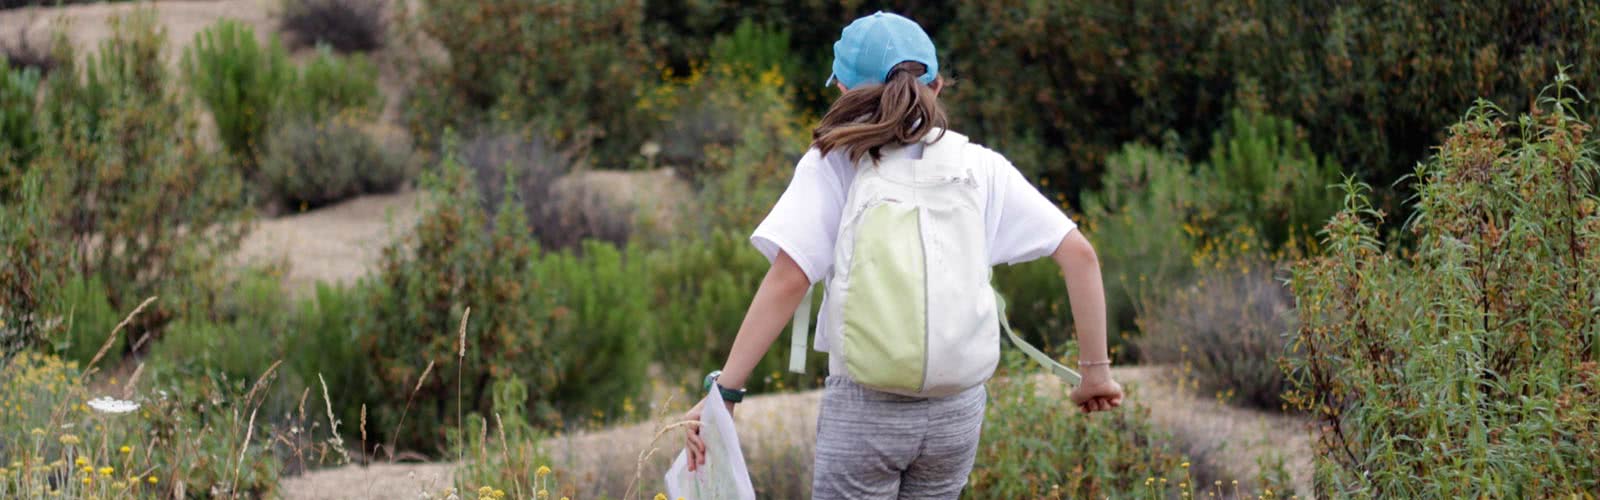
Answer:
[{"xmin": 87, "ymin": 397, "xmax": 139, "ymax": 414}]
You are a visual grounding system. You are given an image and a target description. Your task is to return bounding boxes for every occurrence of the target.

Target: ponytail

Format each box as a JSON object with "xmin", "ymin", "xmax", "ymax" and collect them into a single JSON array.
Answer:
[{"xmin": 812, "ymin": 61, "xmax": 948, "ymax": 164}]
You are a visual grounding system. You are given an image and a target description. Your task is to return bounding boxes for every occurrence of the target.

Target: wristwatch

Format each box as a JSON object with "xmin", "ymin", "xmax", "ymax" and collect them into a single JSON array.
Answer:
[{"xmin": 703, "ymin": 370, "xmax": 747, "ymax": 404}]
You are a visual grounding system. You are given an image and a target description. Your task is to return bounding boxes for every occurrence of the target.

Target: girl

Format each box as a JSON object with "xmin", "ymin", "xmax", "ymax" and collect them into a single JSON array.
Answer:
[{"xmin": 684, "ymin": 11, "xmax": 1124, "ymax": 499}]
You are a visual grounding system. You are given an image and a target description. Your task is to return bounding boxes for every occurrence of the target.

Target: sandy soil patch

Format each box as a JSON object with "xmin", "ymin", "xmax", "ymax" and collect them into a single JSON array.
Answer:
[
  {"xmin": 280, "ymin": 367, "xmax": 1313, "ymax": 499},
  {"xmin": 233, "ymin": 190, "xmax": 421, "ymax": 294}
]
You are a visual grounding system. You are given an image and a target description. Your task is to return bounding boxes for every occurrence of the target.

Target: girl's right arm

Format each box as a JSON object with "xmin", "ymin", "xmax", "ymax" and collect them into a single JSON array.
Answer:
[{"xmin": 1052, "ymin": 229, "xmax": 1124, "ymax": 413}]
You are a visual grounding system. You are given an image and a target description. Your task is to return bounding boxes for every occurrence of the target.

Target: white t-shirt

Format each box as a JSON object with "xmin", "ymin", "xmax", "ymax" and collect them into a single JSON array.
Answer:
[{"xmin": 749, "ymin": 136, "xmax": 1077, "ymax": 355}]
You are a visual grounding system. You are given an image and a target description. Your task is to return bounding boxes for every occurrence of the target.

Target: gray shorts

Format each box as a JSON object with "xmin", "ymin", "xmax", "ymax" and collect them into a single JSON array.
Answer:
[{"xmin": 812, "ymin": 376, "xmax": 987, "ymax": 500}]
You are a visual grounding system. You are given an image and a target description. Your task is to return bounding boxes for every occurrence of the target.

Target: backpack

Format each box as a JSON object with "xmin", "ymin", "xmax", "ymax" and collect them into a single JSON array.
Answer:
[{"xmin": 787, "ymin": 130, "xmax": 1081, "ymax": 397}]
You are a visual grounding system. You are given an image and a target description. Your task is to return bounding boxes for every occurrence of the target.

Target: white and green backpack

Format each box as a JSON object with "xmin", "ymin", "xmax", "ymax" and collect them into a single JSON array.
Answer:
[{"xmin": 788, "ymin": 130, "xmax": 1080, "ymax": 398}]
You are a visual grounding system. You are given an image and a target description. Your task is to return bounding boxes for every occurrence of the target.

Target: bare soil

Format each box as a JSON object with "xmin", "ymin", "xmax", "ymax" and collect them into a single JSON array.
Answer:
[{"xmin": 280, "ymin": 368, "xmax": 1313, "ymax": 499}]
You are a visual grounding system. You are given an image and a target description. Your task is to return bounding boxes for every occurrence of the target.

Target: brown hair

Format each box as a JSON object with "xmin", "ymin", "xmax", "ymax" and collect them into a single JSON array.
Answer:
[{"xmin": 812, "ymin": 61, "xmax": 948, "ymax": 164}]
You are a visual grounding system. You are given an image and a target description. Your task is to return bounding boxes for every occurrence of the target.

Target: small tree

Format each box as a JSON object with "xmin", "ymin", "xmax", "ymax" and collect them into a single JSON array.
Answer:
[{"xmin": 1288, "ymin": 77, "xmax": 1600, "ymax": 496}]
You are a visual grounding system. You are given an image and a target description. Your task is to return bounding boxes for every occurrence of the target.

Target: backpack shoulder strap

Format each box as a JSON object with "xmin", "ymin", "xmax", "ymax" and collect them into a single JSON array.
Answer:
[
  {"xmin": 788, "ymin": 284, "xmax": 814, "ymax": 374},
  {"xmin": 994, "ymin": 290, "xmax": 1083, "ymax": 386}
]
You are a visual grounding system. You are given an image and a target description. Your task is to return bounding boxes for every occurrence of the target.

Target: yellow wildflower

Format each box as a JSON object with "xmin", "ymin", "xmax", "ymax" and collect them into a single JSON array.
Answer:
[
  {"xmin": 120, "ymin": 445, "xmax": 132, "ymax": 454},
  {"xmin": 654, "ymin": 494, "xmax": 667, "ymax": 500},
  {"xmin": 1182, "ymin": 461, "xmax": 1191, "ymax": 468},
  {"xmin": 30, "ymin": 428, "xmax": 44, "ymax": 436},
  {"xmin": 538, "ymin": 491, "xmax": 549, "ymax": 499},
  {"xmin": 478, "ymin": 486, "xmax": 493, "ymax": 498},
  {"xmin": 148, "ymin": 476, "xmax": 159, "ymax": 484},
  {"xmin": 536, "ymin": 465, "xmax": 551, "ymax": 477},
  {"xmin": 58, "ymin": 434, "xmax": 80, "ymax": 445},
  {"xmin": 75, "ymin": 457, "xmax": 88, "ymax": 467},
  {"xmin": 99, "ymin": 466, "xmax": 114, "ymax": 476},
  {"xmin": 82, "ymin": 477, "xmax": 91, "ymax": 485},
  {"xmin": 493, "ymin": 490, "xmax": 505, "ymax": 499}
]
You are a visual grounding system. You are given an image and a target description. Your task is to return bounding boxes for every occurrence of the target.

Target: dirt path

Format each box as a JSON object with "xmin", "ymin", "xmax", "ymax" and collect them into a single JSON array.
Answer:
[
  {"xmin": 233, "ymin": 191, "xmax": 422, "ymax": 294},
  {"xmin": 280, "ymin": 368, "xmax": 1312, "ymax": 499}
]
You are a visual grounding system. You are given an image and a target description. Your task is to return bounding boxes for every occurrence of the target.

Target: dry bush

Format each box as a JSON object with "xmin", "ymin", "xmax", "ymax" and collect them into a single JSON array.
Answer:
[
  {"xmin": 279, "ymin": 0, "xmax": 387, "ymax": 53},
  {"xmin": 461, "ymin": 129, "xmax": 633, "ymax": 250}
]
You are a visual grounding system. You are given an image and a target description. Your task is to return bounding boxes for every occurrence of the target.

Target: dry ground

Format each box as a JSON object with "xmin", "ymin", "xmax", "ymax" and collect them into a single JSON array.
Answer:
[{"xmin": 280, "ymin": 368, "xmax": 1313, "ymax": 499}]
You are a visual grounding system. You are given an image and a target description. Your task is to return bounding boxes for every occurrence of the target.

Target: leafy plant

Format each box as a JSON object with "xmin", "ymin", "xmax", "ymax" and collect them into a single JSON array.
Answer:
[
  {"xmin": 286, "ymin": 45, "xmax": 382, "ymax": 121},
  {"xmin": 408, "ymin": 0, "xmax": 649, "ymax": 163},
  {"xmin": 279, "ymin": 0, "xmax": 388, "ymax": 52},
  {"xmin": 1288, "ymin": 80, "xmax": 1600, "ymax": 496},
  {"xmin": 0, "ymin": 63, "xmax": 39, "ymax": 178},
  {"xmin": 260, "ymin": 113, "xmax": 410, "ymax": 209},
  {"xmin": 966, "ymin": 354, "xmax": 1191, "ymax": 499},
  {"xmin": 181, "ymin": 19, "xmax": 296, "ymax": 171},
  {"xmin": 31, "ymin": 10, "xmax": 251, "ymax": 353}
]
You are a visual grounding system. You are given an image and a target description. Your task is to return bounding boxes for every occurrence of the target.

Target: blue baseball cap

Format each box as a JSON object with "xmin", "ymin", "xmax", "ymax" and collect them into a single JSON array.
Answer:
[{"xmin": 825, "ymin": 11, "xmax": 938, "ymax": 89}]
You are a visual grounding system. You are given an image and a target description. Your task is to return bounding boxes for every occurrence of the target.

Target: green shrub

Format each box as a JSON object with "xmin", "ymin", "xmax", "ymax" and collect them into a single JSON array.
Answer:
[
  {"xmin": 638, "ymin": 62, "xmax": 806, "ymax": 188},
  {"xmin": 287, "ymin": 45, "xmax": 381, "ymax": 121},
  {"xmin": 1204, "ymin": 107, "xmax": 1342, "ymax": 250},
  {"xmin": 46, "ymin": 274, "xmax": 119, "ymax": 367},
  {"xmin": 451, "ymin": 376, "xmax": 555, "ymax": 498},
  {"xmin": 360, "ymin": 149, "xmax": 649, "ymax": 453},
  {"xmin": 285, "ymin": 281, "xmax": 371, "ymax": 427},
  {"xmin": 1135, "ymin": 234, "xmax": 1296, "ymax": 411},
  {"xmin": 278, "ymin": 0, "xmax": 387, "ymax": 52},
  {"xmin": 940, "ymin": 1, "xmax": 1600, "ymax": 215},
  {"xmin": 1288, "ymin": 83, "xmax": 1600, "ymax": 496},
  {"xmin": 966, "ymin": 355, "xmax": 1190, "ymax": 499},
  {"xmin": 645, "ymin": 229, "xmax": 825, "ymax": 394},
  {"xmin": 408, "ymin": 0, "xmax": 649, "ymax": 163},
  {"xmin": 182, "ymin": 19, "xmax": 296, "ymax": 169},
  {"xmin": 260, "ymin": 113, "xmax": 410, "ymax": 209},
  {"xmin": 0, "ymin": 63, "xmax": 39, "ymax": 180},
  {"xmin": 0, "ymin": 171, "xmax": 67, "ymax": 360},
  {"xmin": 30, "ymin": 10, "xmax": 251, "ymax": 351},
  {"xmin": 145, "ymin": 269, "xmax": 290, "ymax": 387},
  {"xmin": 536, "ymin": 241, "xmax": 649, "ymax": 418}
]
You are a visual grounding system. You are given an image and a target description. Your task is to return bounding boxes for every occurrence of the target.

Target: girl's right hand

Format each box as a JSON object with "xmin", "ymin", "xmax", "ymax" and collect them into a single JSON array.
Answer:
[
  {"xmin": 1069, "ymin": 365, "xmax": 1124, "ymax": 413},
  {"xmin": 682, "ymin": 399, "xmax": 735, "ymax": 472}
]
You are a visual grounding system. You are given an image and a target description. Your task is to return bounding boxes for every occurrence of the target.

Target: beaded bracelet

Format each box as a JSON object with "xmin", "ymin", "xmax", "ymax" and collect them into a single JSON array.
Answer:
[{"xmin": 1077, "ymin": 359, "xmax": 1112, "ymax": 367}]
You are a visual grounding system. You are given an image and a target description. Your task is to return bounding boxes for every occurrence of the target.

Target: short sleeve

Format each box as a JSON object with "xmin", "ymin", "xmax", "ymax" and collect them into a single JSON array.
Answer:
[
  {"xmin": 751, "ymin": 149, "xmax": 846, "ymax": 283},
  {"xmin": 987, "ymin": 157, "xmax": 1077, "ymax": 266}
]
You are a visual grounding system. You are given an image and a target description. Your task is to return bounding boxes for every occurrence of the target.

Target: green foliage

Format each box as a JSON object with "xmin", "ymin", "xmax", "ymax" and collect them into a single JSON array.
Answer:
[
  {"xmin": 0, "ymin": 63, "xmax": 39, "ymax": 180},
  {"xmin": 288, "ymin": 45, "xmax": 381, "ymax": 121},
  {"xmin": 409, "ymin": 0, "xmax": 649, "ymax": 163},
  {"xmin": 645, "ymin": 229, "xmax": 824, "ymax": 394},
  {"xmin": 47, "ymin": 274, "xmax": 119, "ymax": 367},
  {"xmin": 966, "ymin": 355, "xmax": 1190, "ymax": 499},
  {"xmin": 1204, "ymin": 107, "xmax": 1342, "ymax": 250},
  {"xmin": 29, "ymin": 10, "xmax": 250, "ymax": 349},
  {"xmin": 0, "ymin": 171, "xmax": 67, "ymax": 360},
  {"xmin": 284, "ymin": 281, "xmax": 371, "ymax": 437},
  {"xmin": 999, "ymin": 108, "xmax": 1336, "ymax": 362},
  {"xmin": 1288, "ymin": 84, "xmax": 1600, "ymax": 496},
  {"xmin": 638, "ymin": 62, "xmax": 806, "ymax": 188},
  {"xmin": 360, "ymin": 149, "xmax": 650, "ymax": 453},
  {"xmin": 181, "ymin": 19, "xmax": 296, "ymax": 170},
  {"xmin": 146, "ymin": 269, "xmax": 289, "ymax": 386},
  {"xmin": 1135, "ymin": 235, "xmax": 1296, "ymax": 411},
  {"xmin": 260, "ymin": 113, "xmax": 410, "ymax": 209},
  {"xmin": 941, "ymin": 0, "xmax": 1600, "ymax": 213},
  {"xmin": 451, "ymin": 376, "xmax": 556, "ymax": 499},
  {"xmin": 536, "ymin": 241, "xmax": 650, "ymax": 418}
]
